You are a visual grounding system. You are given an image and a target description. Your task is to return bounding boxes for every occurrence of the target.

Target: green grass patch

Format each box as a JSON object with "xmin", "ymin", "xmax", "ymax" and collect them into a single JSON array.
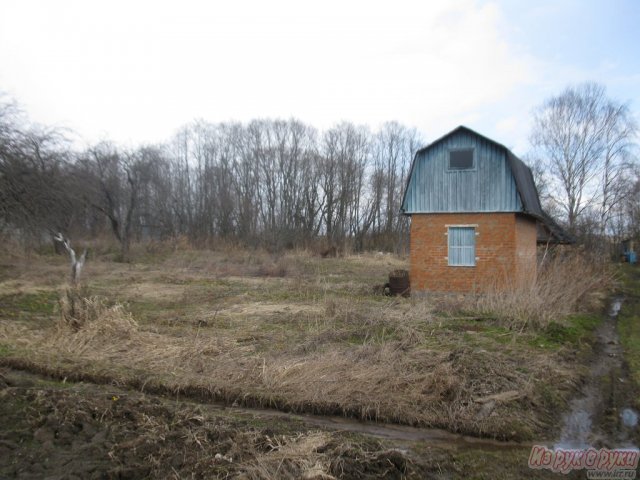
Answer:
[
  {"xmin": 530, "ymin": 313, "xmax": 600, "ymax": 349},
  {"xmin": 618, "ymin": 265, "xmax": 640, "ymax": 388},
  {"xmin": 444, "ymin": 447, "xmax": 559, "ymax": 479},
  {"xmin": 0, "ymin": 343, "xmax": 14, "ymax": 356},
  {"xmin": 619, "ymin": 264, "xmax": 640, "ymax": 292},
  {"xmin": 0, "ymin": 291, "xmax": 58, "ymax": 319},
  {"xmin": 619, "ymin": 312, "xmax": 640, "ymax": 387},
  {"xmin": 472, "ymin": 324, "xmax": 512, "ymax": 344}
]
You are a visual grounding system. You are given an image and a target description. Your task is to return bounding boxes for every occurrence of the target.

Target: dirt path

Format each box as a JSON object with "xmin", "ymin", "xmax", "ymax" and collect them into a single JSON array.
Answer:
[
  {"xmin": 557, "ymin": 296, "xmax": 639, "ymax": 449},
  {"xmin": 220, "ymin": 403, "xmax": 530, "ymax": 451},
  {"xmin": 1, "ymin": 368, "xmax": 565, "ymax": 479}
]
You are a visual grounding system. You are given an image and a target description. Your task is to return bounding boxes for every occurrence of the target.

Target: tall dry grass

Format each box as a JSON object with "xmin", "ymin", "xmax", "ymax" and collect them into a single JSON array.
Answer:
[
  {"xmin": 469, "ymin": 251, "xmax": 614, "ymax": 329},
  {"xmin": 0, "ymin": 287, "xmax": 575, "ymax": 440},
  {"xmin": 57, "ymin": 289, "xmax": 138, "ymax": 336},
  {"xmin": 0, "ymin": 247, "xmax": 591, "ymax": 440}
]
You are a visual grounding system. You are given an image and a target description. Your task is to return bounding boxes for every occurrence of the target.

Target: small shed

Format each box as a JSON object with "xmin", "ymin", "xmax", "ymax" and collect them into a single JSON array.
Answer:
[{"xmin": 400, "ymin": 125, "xmax": 569, "ymax": 293}]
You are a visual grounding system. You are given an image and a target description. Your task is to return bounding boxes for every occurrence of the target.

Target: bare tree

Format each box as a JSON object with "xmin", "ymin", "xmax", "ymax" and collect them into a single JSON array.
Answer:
[
  {"xmin": 613, "ymin": 167, "xmax": 640, "ymax": 243},
  {"xmin": 320, "ymin": 122, "xmax": 370, "ymax": 247},
  {"xmin": 80, "ymin": 144, "xmax": 154, "ymax": 260},
  {"xmin": 54, "ymin": 232, "xmax": 87, "ymax": 285},
  {"xmin": 531, "ymin": 82, "xmax": 638, "ymax": 235},
  {"xmin": 598, "ymin": 102, "xmax": 638, "ymax": 236},
  {"xmin": 0, "ymin": 94, "xmax": 78, "ymax": 242},
  {"xmin": 369, "ymin": 122, "xmax": 423, "ymax": 251}
]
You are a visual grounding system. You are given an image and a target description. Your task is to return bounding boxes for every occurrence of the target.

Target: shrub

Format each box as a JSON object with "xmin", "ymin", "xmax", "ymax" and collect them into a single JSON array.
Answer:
[{"xmin": 57, "ymin": 289, "xmax": 138, "ymax": 337}]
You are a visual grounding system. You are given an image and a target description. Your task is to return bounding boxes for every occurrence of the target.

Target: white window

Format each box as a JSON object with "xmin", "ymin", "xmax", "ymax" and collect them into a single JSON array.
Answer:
[{"xmin": 448, "ymin": 226, "xmax": 476, "ymax": 266}]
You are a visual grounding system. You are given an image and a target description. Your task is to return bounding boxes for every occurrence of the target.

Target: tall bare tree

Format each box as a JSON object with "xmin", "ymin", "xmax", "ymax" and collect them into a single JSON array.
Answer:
[
  {"xmin": 80, "ymin": 144, "xmax": 155, "ymax": 260},
  {"xmin": 531, "ymin": 82, "xmax": 637, "ymax": 235},
  {"xmin": 0, "ymin": 94, "xmax": 77, "ymax": 242}
]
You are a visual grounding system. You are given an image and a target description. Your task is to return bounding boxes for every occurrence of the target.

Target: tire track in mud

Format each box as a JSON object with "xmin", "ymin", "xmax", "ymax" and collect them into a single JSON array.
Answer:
[
  {"xmin": 0, "ymin": 364, "xmax": 529, "ymax": 452},
  {"xmin": 557, "ymin": 296, "xmax": 639, "ymax": 449}
]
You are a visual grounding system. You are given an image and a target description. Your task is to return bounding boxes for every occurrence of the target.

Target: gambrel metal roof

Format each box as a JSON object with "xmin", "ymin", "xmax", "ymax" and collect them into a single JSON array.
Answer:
[
  {"xmin": 401, "ymin": 126, "xmax": 542, "ymax": 217},
  {"xmin": 401, "ymin": 125, "xmax": 574, "ymax": 244}
]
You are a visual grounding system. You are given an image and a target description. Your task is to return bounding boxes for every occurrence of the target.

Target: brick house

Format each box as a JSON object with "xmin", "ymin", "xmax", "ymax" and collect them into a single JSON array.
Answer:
[{"xmin": 400, "ymin": 126, "xmax": 567, "ymax": 293}]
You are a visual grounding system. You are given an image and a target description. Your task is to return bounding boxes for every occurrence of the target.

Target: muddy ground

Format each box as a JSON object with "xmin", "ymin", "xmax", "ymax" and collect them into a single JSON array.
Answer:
[
  {"xmin": 1, "ymin": 368, "xmax": 568, "ymax": 480},
  {"xmin": 0, "ymin": 369, "xmax": 417, "ymax": 480},
  {"xmin": 557, "ymin": 296, "xmax": 640, "ymax": 449}
]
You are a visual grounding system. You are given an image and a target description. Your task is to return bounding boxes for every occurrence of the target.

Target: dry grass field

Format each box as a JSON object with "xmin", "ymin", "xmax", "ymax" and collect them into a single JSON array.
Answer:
[{"xmin": 0, "ymin": 243, "xmax": 613, "ymax": 478}]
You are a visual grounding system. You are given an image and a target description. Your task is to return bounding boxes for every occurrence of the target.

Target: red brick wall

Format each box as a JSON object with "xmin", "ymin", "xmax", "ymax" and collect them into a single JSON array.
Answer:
[
  {"xmin": 409, "ymin": 213, "xmax": 537, "ymax": 293},
  {"xmin": 515, "ymin": 215, "xmax": 537, "ymax": 285}
]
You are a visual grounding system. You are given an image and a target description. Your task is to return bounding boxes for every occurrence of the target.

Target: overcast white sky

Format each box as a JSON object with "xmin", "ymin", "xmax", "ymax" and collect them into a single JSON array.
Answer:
[{"xmin": 0, "ymin": 0, "xmax": 638, "ymax": 154}]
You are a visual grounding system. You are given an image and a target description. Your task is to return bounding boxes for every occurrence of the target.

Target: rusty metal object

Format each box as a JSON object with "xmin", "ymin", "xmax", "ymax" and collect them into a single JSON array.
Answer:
[{"xmin": 388, "ymin": 269, "xmax": 410, "ymax": 297}]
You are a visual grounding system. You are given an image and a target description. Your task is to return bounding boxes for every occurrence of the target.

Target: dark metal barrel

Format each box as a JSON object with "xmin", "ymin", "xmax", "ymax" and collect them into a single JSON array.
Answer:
[{"xmin": 388, "ymin": 269, "xmax": 410, "ymax": 297}]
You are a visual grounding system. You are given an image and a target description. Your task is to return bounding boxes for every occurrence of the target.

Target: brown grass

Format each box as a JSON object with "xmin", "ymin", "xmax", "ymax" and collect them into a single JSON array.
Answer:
[
  {"xmin": 0, "ymin": 289, "xmax": 573, "ymax": 440},
  {"xmin": 443, "ymin": 252, "xmax": 614, "ymax": 330},
  {"xmin": 0, "ymin": 247, "xmax": 598, "ymax": 441},
  {"xmin": 240, "ymin": 432, "xmax": 336, "ymax": 479}
]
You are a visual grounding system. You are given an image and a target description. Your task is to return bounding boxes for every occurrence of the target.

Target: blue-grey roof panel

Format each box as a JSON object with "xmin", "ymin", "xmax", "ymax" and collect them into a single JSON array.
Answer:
[{"xmin": 401, "ymin": 126, "xmax": 524, "ymax": 214}]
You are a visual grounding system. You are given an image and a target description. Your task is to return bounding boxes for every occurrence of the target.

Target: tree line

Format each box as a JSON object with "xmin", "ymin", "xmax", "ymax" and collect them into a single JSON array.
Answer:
[
  {"xmin": 1, "ymin": 82, "xmax": 638, "ymax": 259},
  {"xmin": 0, "ymin": 94, "xmax": 422, "ymax": 257}
]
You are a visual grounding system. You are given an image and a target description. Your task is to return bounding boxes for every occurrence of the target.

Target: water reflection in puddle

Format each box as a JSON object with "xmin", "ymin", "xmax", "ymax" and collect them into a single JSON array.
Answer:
[{"xmin": 622, "ymin": 408, "xmax": 639, "ymax": 428}]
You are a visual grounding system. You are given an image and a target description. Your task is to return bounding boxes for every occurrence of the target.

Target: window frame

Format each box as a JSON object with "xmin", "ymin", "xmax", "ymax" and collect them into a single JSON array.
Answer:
[
  {"xmin": 447, "ymin": 148, "xmax": 475, "ymax": 172},
  {"xmin": 447, "ymin": 225, "xmax": 477, "ymax": 267}
]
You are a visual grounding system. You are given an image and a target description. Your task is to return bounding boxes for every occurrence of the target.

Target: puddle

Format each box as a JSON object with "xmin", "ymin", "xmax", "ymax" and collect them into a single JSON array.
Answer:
[
  {"xmin": 556, "ymin": 406, "xmax": 593, "ymax": 449},
  {"xmin": 622, "ymin": 408, "xmax": 639, "ymax": 428},
  {"xmin": 610, "ymin": 298, "xmax": 623, "ymax": 317},
  {"xmin": 233, "ymin": 406, "xmax": 530, "ymax": 451}
]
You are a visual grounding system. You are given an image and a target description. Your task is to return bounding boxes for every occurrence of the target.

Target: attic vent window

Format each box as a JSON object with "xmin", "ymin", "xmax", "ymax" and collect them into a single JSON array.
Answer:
[{"xmin": 449, "ymin": 149, "xmax": 474, "ymax": 170}]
